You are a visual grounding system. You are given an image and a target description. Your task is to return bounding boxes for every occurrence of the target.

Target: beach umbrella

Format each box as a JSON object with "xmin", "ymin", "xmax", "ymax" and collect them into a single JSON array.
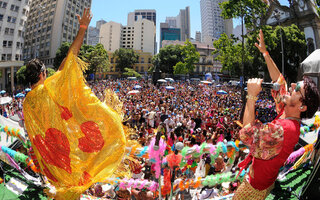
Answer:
[
  {"xmin": 0, "ymin": 97, "xmax": 12, "ymax": 105},
  {"xmin": 133, "ymin": 85, "xmax": 142, "ymax": 89},
  {"xmin": 157, "ymin": 79, "xmax": 167, "ymax": 83},
  {"xmin": 15, "ymin": 93, "xmax": 25, "ymax": 98},
  {"xmin": 165, "ymin": 86, "xmax": 175, "ymax": 90},
  {"xmin": 25, "ymin": 88, "xmax": 31, "ymax": 92},
  {"xmin": 200, "ymin": 80, "xmax": 213, "ymax": 85},
  {"xmin": 165, "ymin": 78, "xmax": 174, "ymax": 82},
  {"xmin": 217, "ymin": 90, "xmax": 227, "ymax": 95},
  {"xmin": 128, "ymin": 90, "xmax": 140, "ymax": 95},
  {"xmin": 0, "ymin": 90, "xmax": 6, "ymax": 94}
]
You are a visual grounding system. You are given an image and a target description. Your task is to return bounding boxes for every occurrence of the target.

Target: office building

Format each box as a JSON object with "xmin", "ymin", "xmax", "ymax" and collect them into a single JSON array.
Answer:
[
  {"xmin": 23, "ymin": 0, "xmax": 92, "ymax": 67},
  {"xmin": 200, "ymin": 0, "xmax": 232, "ymax": 42},
  {"xmin": 0, "ymin": 0, "xmax": 30, "ymax": 91},
  {"xmin": 88, "ymin": 19, "xmax": 107, "ymax": 46},
  {"xmin": 100, "ymin": 16, "xmax": 156, "ymax": 55}
]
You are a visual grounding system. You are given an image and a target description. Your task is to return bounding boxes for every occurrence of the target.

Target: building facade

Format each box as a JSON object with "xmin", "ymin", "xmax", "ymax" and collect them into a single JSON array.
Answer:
[
  {"xmin": 100, "ymin": 17, "xmax": 156, "ymax": 55},
  {"xmin": 0, "ymin": 0, "xmax": 30, "ymax": 91},
  {"xmin": 200, "ymin": 0, "xmax": 232, "ymax": 43},
  {"xmin": 88, "ymin": 19, "xmax": 106, "ymax": 46},
  {"xmin": 23, "ymin": 0, "xmax": 91, "ymax": 67}
]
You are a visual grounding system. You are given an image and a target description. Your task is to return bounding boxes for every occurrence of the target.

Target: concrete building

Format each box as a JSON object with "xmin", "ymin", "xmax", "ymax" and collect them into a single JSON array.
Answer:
[
  {"xmin": 200, "ymin": 0, "xmax": 233, "ymax": 43},
  {"xmin": 195, "ymin": 31, "xmax": 202, "ymax": 42},
  {"xmin": 127, "ymin": 9, "xmax": 156, "ymax": 26},
  {"xmin": 88, "ymin": 19, "xmax": 106, "ymax": 46},
  {"xmin": 163, "ymin": 6, "xmax": 190, "ymax": 42},
  {"xmin": 0, "ymin": 0, "xmax": 30, "ymax": 91},
  {"xmin": 100, "ymin": 17, "xmax": 156, "ymax": 55},
  {"xmin": 23, "ymin": 0, "xmax": 92, "ymax": 67},
  {"xmin": 100, "ymin": 21, "xmax": 122, "ymax": 52},
  {"xmin": 160, "ymin": 22, "xmax": 180, "ymax": 48}
]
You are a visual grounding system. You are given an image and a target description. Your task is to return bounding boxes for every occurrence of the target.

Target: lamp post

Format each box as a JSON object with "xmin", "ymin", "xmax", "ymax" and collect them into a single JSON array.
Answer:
[{"xmin": 273, "ymin": 9, "xmax": 285, "ymax": 76}]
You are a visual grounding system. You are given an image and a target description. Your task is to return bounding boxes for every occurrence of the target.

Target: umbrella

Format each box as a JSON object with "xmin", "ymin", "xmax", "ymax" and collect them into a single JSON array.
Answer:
[
  {"xmin": 217, "ymin": 90, "xmax": 227, "ymax": 95},
  {"xmin": 133, "ymin": 85, "xmax": 142, "ymax": 89},
  {"xmin": 25, "ymin": 88, "xmax": 31, "ymax": 92},
  {"xmin": 128, "ymin": 90, "xmax": 140, "ymax": 95},
  {"xmin": 157, "ymin": 79, "xmax": 167, "ymax": 83},
  {"xmin": 165, "ymin": 78, "xmax": 174, "ymax": 82},
  {"xmin": 0, "ymin": 97, "xmax": 12, "ymax": 105},
  {"xmin": 165, "ymin": 86, "xmax": 175, "ymax": 90},
  {"xmin": 15, "ymin": 93, "xmax": 25, "ymax": 98},
  {"xmin": 127, "ymin": 77, "xmax": 137, "ymax": 80},
  {"xmin": 200, "ymin": 80, "xmax": 213, "ymax": 85},
  {"xmin": 0, "ymin": 90, "xmax": 6, "ymax": 94}
]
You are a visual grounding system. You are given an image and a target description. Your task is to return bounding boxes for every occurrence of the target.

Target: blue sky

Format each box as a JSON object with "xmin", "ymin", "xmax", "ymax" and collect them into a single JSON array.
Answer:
[{"xmin": 90, "ymin": 0, "xmax": 289, "ymax": 45}]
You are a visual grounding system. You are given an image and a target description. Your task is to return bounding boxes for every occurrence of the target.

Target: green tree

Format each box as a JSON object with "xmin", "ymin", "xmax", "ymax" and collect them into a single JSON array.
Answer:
[
  {"xmin": 152, "ymin": 45, "xmax": 184, "ymax": 74},
  {"xmin": 123, "ymin": 67, "xmax": 142, "ymax": 78},
  {"xmin": 53, "ymin": 42, "xmax": 71, "ymax": 70},
  {"xmin": 83, "ymin": 43, "xmax": 110, "ymax": 75},
  {"xmin": 16, "ymin": 65, "xmax": 27, "ymax": 85},
  {"xmin": 113, "ymin": 48, "xmax": 139, "ymax": 73},
  {"xmin": 174, "ymin": 40, "xmax": 200, "ymax": 75},
  {"xmin": 220, "ymin": 0, "xmax": 268, "ymax": 30}
]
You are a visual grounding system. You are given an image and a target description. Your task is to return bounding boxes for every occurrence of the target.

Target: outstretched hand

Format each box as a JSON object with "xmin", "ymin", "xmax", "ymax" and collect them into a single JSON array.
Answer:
[
  {"xmin": 77, "ymin": 8, "xmax": 92, "ymax": 28},
  {"xmin": 255, "ymin": 29, "xmax": 267, "ymax": 54}
]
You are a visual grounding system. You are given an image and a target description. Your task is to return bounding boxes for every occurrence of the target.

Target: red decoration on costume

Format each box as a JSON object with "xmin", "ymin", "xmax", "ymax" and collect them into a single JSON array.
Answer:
[
  {"xmin": 59, "ymin": 105, "xmax": 73, "ymax": 121},
  {"xmin": 34, "ymin": 128, "xmax": 71, "ymax": 174},
  {"xmin": 78, "ymin": 171, "xmax": 91, "ymax": 186},
  {"xmin": 78, "ymin": 121, "xmax": 104, "ymax": 153},
  {"xmin": 41, "ymin": 160, "xmax": 58, "ymax": 182}
]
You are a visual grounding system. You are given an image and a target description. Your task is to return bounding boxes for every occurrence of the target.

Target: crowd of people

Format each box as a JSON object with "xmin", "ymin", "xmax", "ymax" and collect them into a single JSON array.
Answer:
[{"xmin": 0, "ymin": 79, "xmax": 278, "ymax": 199}]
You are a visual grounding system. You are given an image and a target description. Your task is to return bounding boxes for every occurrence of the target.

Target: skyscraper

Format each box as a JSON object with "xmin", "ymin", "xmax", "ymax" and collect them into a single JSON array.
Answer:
[
  {"xmin": 0, "ymin": 0, "xmax": 30, "ymax": 91},
  {"xmin": 23, "ymin": 0, "xmax": 92, "ymax": 67},
  {"xmin": 200, "ymin": 0, "xmax": 232, "ymax": 42}
]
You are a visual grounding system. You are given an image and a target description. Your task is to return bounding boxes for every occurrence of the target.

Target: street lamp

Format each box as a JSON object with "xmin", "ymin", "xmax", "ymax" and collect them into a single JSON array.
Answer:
[{"xmin": 273, "ymin": 9, "xmax": 285, "ymax": 76}]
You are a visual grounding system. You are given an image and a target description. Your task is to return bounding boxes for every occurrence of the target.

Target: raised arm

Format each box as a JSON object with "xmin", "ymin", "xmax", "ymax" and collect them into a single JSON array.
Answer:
[
  {"xmin": 255, "ymin": 29, "xmax": 281, "ymax": 82},
  {"xmin": 58, "ymin": 8, "xmax": 92, "ymax": 71}
]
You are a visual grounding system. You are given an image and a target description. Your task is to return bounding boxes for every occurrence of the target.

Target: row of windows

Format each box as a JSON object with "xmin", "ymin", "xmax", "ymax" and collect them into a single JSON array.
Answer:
[{"xmin": 1, "ymin": 54, "xmax": 22, "ymax": 61}]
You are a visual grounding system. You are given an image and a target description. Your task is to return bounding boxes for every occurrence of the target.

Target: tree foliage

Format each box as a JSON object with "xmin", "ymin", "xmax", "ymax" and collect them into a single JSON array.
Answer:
[
  {"xmin": 123, "ymin": 68, "xmax": 142, "ymax": 78},
  {"xmin": 173, "ymin": 40, "xmax": 200, "ymax": 75},
  {"xmin": 152, "ymin": 45, "xmax": 184, "ymax": 74},
  {"xmin": 113, "ymin": 48, "xmax": 139, "ymax": 73},
  {"xmin": 220, "ymin": 0, "xmax": 268, "ymax": 30}
]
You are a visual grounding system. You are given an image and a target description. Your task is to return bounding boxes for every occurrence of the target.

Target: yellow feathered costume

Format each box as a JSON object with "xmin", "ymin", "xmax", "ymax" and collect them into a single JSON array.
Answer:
[{"xmin": 23, "ymin": 52, "xmax": 126, "ymax": 199}]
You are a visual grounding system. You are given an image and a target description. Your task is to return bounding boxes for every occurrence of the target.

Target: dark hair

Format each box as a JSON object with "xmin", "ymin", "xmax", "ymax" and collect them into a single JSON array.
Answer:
[
  {"xmin": 301, "ymin": 76, "xmax": 320, "ymax": 118},
  {"xmin": 25, "ymin": 58, "xmax": 45, "ymax": 85}
]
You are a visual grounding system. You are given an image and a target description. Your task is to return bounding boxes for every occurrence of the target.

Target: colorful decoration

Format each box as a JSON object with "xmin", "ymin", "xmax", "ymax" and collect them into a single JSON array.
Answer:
[{"xmin": 22, "ymin": 52, "xmax": 127, "ymax": 199}]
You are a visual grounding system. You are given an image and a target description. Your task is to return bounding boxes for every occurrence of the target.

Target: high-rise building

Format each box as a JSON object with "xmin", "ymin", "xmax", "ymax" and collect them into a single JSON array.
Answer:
[
  {"xmin": 0, "ymin": 0, "xmax": 30, "ymax": 91},
  {"xmin": 195, "ymin": 31, "xmax": 202, "ymax": 42},
  {"xmin": 100, "ymin": 16, "xmax": 156, "ymax": 55},
  {"xmin": 23, "ymin": 0, "xmax": 92, "ymax": 67},
  {"xmin": 127, "ymin": 9, "xmax": 156, "ymax": 26},
  {"xmin": 177, "ymin": 6, "xmax": 190, "ymax": 41},
  {"xmin": 200, "ymin": 0, "xmax": 232, "ymax": 42},
  {"xmin": 160, "ymin": 23, "xmax": 180, "ymax": 48},
  {"xmin": 88, "ymin": 19, "xmax": 107, "ymax": 46},
  {"xmin": 163, "ymin": 6, "xmax": 190, "ymax": 42}
]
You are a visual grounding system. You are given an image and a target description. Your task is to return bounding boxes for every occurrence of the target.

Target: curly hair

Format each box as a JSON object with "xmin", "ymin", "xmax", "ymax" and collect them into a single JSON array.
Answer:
[
  {"xmin": 301, "ymin": 76, "xmax": 320, "ymax": 118},
  {"xmin": 25, "ymin": 58, "xmax": 45, "ymax": 85}
]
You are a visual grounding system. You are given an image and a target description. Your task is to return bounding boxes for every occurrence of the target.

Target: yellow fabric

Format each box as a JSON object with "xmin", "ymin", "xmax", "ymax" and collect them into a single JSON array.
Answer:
[{"xmin": 23, "ymin": 52, "xmax": 126, "ymax": 200}]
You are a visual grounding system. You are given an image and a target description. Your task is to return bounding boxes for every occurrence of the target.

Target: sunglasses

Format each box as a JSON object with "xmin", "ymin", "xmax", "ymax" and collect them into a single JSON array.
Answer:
[{"xmin": 295, "ymin": 82, "xmax": 305, "ymax": 102}]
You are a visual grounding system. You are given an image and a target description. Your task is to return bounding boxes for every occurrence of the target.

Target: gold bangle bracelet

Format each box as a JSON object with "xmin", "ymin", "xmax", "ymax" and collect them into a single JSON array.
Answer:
[{"xmin": 246, "ymin": 95, "xmax": 258, "ymax": 101}]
